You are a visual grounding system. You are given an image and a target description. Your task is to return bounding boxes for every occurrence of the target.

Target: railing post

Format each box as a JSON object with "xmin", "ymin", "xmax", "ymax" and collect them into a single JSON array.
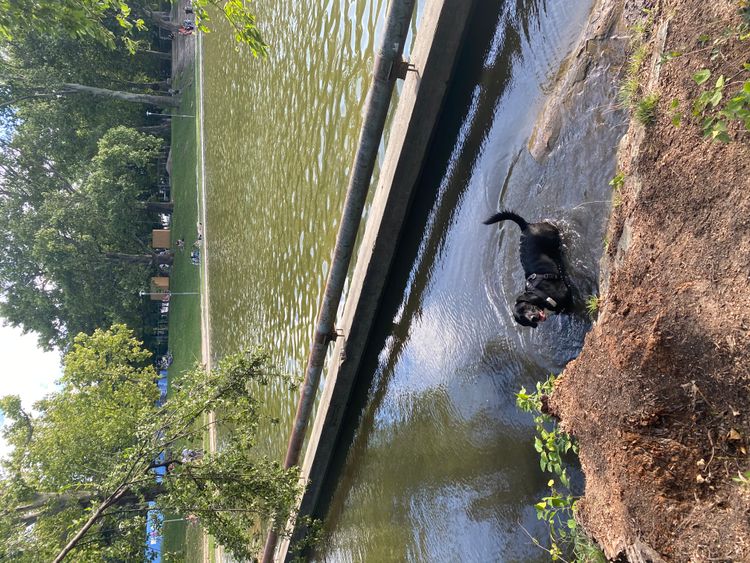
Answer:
[{"xmin": 260, "ymin": 1, "xmax": 417, "ymax": 561}]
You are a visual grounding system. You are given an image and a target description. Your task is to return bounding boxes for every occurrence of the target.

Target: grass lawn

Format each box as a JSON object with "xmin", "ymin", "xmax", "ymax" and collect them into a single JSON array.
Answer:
[{"xmin": 159, "ymin": 76, "xmax": 206, "ymax": 562}]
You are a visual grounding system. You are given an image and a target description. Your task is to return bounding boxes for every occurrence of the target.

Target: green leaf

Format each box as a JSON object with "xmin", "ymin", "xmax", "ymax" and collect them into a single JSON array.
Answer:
[
  {"xmin": 534, "ymin": 437, "xmax": 543, "ymax": 452},
  {"xmin": 550, "ymin": 497, "xmax": 565, "ymax": 508},
  {"xmin": 560, "ymin": 471, "xmax": 570, "ymax": 487},
  {"xmin": 693, "ymin": 69, "xmax": 711, "ymax": 84},
  {"xmin": 709, "ymin": 89, "xmax": 723, "ymax": 107},
  {"xmin": 716, "ymin": 132, "xmax": 731, "ymax": 142}
]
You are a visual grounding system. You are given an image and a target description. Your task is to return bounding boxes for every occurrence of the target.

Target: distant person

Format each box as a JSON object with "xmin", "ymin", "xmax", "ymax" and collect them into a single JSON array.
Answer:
[
  {"xmin": 181, "ymin": 448, "xmax": 203, "ymax": 463},
  {"xmin": 176, "ymin": 238, "xmax": 185, "ymax": 250}
]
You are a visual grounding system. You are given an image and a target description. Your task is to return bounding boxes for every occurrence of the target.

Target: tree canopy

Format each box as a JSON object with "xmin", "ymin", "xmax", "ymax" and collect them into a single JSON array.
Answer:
[
  {"xmin": 0, "ymin": 126, "xmax": 167, "ymax": 349},
  {"xmin": 0, "ymin": 326, "xmax": 299, "ymax": 561},
  {"xmin": 0, "ymin": 11, "xmax": 182, "ymax": 349},
  {"xmin": 0, "ymin": 0, "xmax": 267, "ymax": 55},
  {"xmin": 0, "ymin": 1, "xmax": 270, "ymax": 348}
]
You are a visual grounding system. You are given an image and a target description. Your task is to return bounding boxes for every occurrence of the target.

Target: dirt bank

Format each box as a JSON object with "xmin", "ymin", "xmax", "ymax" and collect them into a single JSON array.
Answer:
[{"xmin": 550, "ymin": 0, "xmax": 750, "ymax": 560}]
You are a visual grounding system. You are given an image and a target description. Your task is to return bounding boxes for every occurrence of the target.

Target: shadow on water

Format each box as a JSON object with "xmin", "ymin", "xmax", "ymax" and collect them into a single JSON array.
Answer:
[{"xmin": 312, "ymin": 0, "xmax": 627, "ymax": 560}]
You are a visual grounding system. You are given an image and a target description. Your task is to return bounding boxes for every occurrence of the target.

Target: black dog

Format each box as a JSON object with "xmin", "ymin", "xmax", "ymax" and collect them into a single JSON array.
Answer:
[{"xmin": 484, "ymin": 211, "xmax": 571, "ymax": 328}]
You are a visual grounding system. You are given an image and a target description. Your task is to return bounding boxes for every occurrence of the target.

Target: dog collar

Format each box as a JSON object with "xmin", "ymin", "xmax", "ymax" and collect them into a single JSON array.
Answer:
[
  {"xmin": 527, "ymin": 273, "xmax": 563, "ymax": 282},
  {"xmin": 526, "ymin": 273, "xmax": 563, "ymax": 291}
]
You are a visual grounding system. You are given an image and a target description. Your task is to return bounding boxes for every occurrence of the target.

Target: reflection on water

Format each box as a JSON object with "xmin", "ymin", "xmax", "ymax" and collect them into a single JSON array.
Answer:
[
  {"xmin": 201, "ymin": 0, "xmax": 625, "ymax": 559},
  {"xmin": 202, "ymin": 0, "xmax": 398, "ymax": 460},
  {"xmin": 316, "ymin": 0, "xmax": 626, "ymax": 560}
]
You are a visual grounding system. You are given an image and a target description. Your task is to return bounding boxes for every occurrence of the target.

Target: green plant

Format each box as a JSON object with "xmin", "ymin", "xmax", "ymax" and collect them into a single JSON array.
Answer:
[
  {"xmin": 609, "ymin": 172, "xmax": 624, "ymax": 209},
  {"xmin": 517, "ymin": 377, "xmax": 574, "ymax": 484},
  {"xmin": 288, "ymin": 517, "xmax": 326, "ymax": 562},
  {"xmin": 681, "ymin": 13, "xmax": 750, "ymax": 142},
  {"xmin": 516, "ymin": 377, "xmax": 606, "ymax": 561},
  {"xmin": 632, "ymin": 6, "xmax": 656, "ymax": 40},
  {"xmin": 635, "ymin": 92, "xmax": 660, "ymax": 125},
  {"xmin": 737, "ymin": 0, "xmax": 750, "ymax": 37},
  {"xmin": 619, "ymin": 8, "xmax": 658, "ymax": 107},
  {"xmin": 668, "ymin": 98, "xmax": 683, "ymax": 127},
  {"xmin": 619, "ymin": 44, "xmax": 649, "ymax": 106},
  {"xmin": 609, "ymin": 171, "xmax": 625, "ymax": 208},
  {"xmin": 658, "ymin": 50, "xmax": 683, "ymax": 65},
  {"xmin": 585, "ymin": 296, "xmax": 601, "ymax": 319},
  {"xmin": 608, "ymin": 171, "xmax": 625, "ymax": 191},
  {"xmin": 691, "ymin": 69, "xmax": 750, "ymax": 141},
  {"xmin": 612, "ymin": 186, "xmax": 623, "ymax": 209}
]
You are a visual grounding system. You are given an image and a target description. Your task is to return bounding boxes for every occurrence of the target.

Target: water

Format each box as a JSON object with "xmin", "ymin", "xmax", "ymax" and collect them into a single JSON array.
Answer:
[
  {"xmin": 201, "ymin": 0, "xmax": 398, "ymax": 460},
  {"xmin": 313, "ymin": 0, "xmax": 626, "ymax": 560},
  {"xmin": 200, "ymin": 0, "xmax": 626, "ymax": 559}
]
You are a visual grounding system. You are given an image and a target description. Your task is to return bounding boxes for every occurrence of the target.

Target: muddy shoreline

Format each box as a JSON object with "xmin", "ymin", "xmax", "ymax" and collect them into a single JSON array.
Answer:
[{"xmin": 539, "ymin": 0, "xmax": 750, "ymax": 560}]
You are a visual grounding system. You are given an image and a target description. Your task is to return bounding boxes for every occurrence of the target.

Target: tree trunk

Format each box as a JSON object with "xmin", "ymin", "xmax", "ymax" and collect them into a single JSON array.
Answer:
[
  {"xmin": 52, "ymin": 486, "xmax": 129, "ymax": 563},
  {"xmin": 142, "ymin": 50, "xmax": 172, "ymax": 61},
  {"xmin": 13, "ymin": 482, "xmax": 167, "ymax": 527},
  {"xmin": 127, "ymin": 79, "xmax": 171, "ymax": 90},
  {"xmin": 135, "ymin": 124, "xmax": 171, "ymax": 136},
  {"xmin": 141, "ymin": 201, "xmax": 174, "ymax": 213},
  {"xmin": 105, "ymin": 252, "xmax": 174, "ymax": 266},
  {"xmin": 150, "ymin": 20, "xmax": 179, "ymax": 32},
  {"xmin": 116, "ymin": 481, "xmax": 167, "ymax": 505},
  {"xmin": 14, "ymin": 491, "xmax": 98, "ymax": 525},
  {"xmin": 61, "ymin": 83, "xmax": 180, "ymax": 108},
  {"xmin": 141, "ymin": 9, "xmax": 179, "ymax": 31}
]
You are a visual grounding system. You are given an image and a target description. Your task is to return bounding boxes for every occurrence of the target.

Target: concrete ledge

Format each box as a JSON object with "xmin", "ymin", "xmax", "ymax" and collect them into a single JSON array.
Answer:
[{"xmin": 276, "ymin": 1, "xmax": 475, "ymax": 560}]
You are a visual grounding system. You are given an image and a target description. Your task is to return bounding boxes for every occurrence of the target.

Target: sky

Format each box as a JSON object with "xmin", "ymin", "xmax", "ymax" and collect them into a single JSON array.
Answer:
[{"xmin": 0, "ymin": 324, "xmax": 62, "ymax": 457}]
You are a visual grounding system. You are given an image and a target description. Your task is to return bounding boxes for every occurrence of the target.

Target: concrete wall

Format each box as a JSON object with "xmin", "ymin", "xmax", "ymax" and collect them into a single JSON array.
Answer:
[{"xmin": 276, "ymin": 1, "xmax": 476, "ymax": 560}]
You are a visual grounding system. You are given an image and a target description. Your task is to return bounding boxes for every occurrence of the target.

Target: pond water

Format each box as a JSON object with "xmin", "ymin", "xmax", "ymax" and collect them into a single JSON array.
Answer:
[
  {"xmin": 200, "ymin": 0, "xmax": 625, "ymax": 560},
  {"xmin": 201, "ymin": 0, "xmax": 413, "ymax": 461}
]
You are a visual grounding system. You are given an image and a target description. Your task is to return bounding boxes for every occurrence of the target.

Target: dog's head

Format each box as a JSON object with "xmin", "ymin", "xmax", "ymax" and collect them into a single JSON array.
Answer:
[{"xmin": 513, "ymin": 300, "xmax": 547, "ymax": 328}]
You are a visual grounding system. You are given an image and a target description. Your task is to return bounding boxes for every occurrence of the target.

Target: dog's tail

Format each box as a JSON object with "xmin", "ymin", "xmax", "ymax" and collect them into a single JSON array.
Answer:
[{"xmin": 482, "ymin": 210, "xmax": 528, "ymax": 230}]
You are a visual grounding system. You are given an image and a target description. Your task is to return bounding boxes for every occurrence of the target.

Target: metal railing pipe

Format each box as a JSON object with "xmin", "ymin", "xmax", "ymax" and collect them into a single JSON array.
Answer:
[{"xmin": 261, "ymin": 0, "xmax": 417, "ymax": 560}]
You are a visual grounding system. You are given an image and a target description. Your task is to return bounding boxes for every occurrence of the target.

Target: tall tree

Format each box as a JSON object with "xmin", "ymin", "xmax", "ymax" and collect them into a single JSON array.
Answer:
[
  {"xmin": 0, "ymin": 127, "xmax": 164, "ymax": 349},
  {"xmin": 0, "ymin": 27, "xmax": 180, "ymax": 119},
  {"xmin": 0, "ymin": 0, "xmax": 268, "ymax": 54},
  {"xmin": 0, "ymin": 327, "xmax": 299, "ymax": 562}
]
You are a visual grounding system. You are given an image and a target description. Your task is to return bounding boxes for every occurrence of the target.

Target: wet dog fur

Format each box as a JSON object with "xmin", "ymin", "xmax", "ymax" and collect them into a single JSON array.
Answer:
[{"xmin": 484, "ymin": 210, "xmax": 571, "ymax": 328}]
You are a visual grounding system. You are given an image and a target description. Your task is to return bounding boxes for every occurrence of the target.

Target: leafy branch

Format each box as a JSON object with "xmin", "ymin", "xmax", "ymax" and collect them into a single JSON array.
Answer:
[{"xmin": 516, "ymin": 375, "xmax": 604, "ymax": 562}]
